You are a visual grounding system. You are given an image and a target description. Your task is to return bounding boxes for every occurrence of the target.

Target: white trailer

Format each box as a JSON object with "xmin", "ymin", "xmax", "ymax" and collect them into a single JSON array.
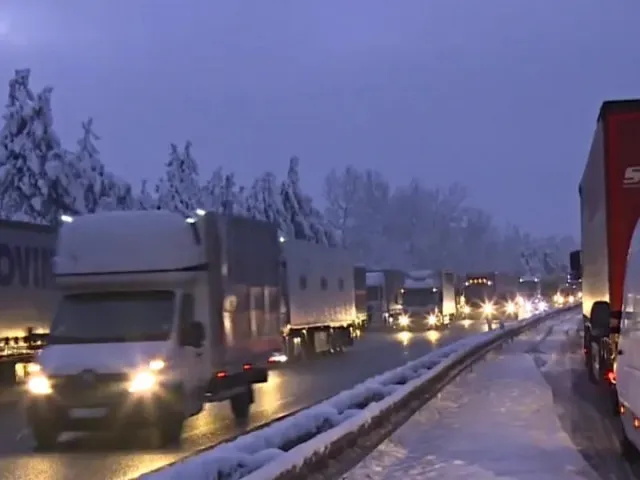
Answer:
[
  {"xmin": 25, "ymin": 210, "xmax": 280, "ymax": 449},
  {"xmin": 280, "ymin": 239, "xmax": 356, "ymax": 359}
]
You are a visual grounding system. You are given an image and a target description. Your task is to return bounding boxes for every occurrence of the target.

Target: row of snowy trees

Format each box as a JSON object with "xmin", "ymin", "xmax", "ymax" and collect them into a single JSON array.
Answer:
[{"xmin": 0, "ymin": 69, "xmax": 574, "ymax": 274}]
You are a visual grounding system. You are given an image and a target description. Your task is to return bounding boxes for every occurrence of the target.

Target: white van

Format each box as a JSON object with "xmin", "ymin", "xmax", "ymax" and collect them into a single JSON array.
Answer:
[{"xmin": 614, "ymin": 223, "xmax": 640, "ymax": 459}]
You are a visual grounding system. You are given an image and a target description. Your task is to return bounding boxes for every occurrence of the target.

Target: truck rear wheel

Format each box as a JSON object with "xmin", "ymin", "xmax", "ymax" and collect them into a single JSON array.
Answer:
[
  {"xmin": 230, "ymin": 386, "xmax": 253, "ymax": 421},
  {"xmin": 31, "ymin": 423, "xmax": 59, "ymax": 451},
  {"xmin": 157, "ymin": 414, "xmax": 184, "ymax": 447}
]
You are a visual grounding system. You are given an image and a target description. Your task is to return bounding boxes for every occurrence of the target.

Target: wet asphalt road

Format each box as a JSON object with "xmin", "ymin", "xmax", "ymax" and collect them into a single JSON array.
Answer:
[{"xmin": 0, "ymin": 318, "xmax": 490, "ymax": 480}]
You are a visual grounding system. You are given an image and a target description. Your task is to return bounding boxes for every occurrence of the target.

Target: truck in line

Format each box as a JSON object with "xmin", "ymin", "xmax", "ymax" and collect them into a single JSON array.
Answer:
[
  {"xmin": 353, "ymin": 265, "xmax": 368, "ymax": 328},
  {"xmin": 365, "ymin": 269, "xmax": 405, "ymax": 327},
  {"xmin": 24, "ymin": 210, "xmax": 358, "ymax": 449},
  {"xmin": 396, "ymin": 270, "xmax": 456, "ymax": 330},
  {"xmin": 461, "ymin": 272, "xmax": 520, "ymax": 320},
  {"xmin": 278, "ymin": 238, "xmax": 357, "ymax": 360},
  {"xmin": 572, "ymin": 98, "xmax": 640, "ymax": 459},
  {"xmin": 0, "ymin": 220, "xmax": 57, "ymax": 386}
]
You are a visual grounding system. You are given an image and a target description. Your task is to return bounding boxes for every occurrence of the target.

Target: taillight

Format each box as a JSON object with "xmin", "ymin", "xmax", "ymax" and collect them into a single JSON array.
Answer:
[
  {"xmin": 243, "ymin": 364, "xmax": 252, "ymax": 370},
  {"xmin": 607, "ymin": 370, "xmax": 617, "ymax": 385},
  {"xmin": 215, "ymin": 371, "xmax": 227, "ymax": 378}
]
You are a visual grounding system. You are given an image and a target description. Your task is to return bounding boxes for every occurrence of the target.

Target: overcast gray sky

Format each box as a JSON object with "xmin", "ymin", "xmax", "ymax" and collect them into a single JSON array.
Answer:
[{"xmin": 1, "ymin": 1, "xmax": 639, "ymax": 236}]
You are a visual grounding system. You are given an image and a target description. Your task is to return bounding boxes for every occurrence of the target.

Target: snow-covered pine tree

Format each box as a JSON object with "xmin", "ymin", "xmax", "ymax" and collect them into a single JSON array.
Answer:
[
  {"xmin": 246, "ymin": 172, "xmax": 291, "ymax": 237},
  {"xmin": 156, "ymin": 141, "xmax": 202, "ymax": 215},
  {"xmin": 98, "ymin": 172, "xmax": 135, "ymax": 211},
  {"xmin": 280, "ymin": 156, "xmax": 313, "ymax": 241},
  {"xmin": 220, "ymin": 172, "xmax": 238, "ymax": 215},
  {"xmin": 0, "ymin": 69, "xmax": 35, "ymax": 220},
  {"xmin": 135, "ymin": 179, "xmax": 157, "ymax": 210},
  {"xmin": 0, "ymin": 71, "xmax": 79, "ymax": 224},
  {"xmin": 201, "ymin": 167, "xmax": 224, "ymax": 212},
  {"xmin": 73, "ymin": 117, "xmax": 107, "ymax": 213}
]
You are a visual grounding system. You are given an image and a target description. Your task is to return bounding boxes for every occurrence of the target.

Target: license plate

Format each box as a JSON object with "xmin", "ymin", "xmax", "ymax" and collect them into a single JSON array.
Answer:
[{"xmin": 69, "ymin": 407, "xmax": 108, "ymax": 419}]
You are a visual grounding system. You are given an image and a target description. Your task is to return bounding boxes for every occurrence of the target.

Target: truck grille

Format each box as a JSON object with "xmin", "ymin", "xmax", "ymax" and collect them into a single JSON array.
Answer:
[{"xmin": 52, "ymin": 372, "xmax": 129, "ymax": 405}]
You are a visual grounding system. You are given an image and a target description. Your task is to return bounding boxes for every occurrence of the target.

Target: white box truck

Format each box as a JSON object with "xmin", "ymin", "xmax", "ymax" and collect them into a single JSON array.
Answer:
[
  {"xmin": 24, "ymin": 210, "xmax": 281, "ymax": 449},
  {"xmin": 279, "ymin": 239, "xmax": 356, "ymax": 359},
  {"xmin": 0, "ymin": 220, "xmax": 57, "ymax": 387}
]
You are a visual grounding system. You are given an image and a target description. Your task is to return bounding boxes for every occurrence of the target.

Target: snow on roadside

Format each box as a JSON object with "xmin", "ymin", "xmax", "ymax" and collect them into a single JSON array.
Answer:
[
  {"xmin": 342, "ymin": 311, "xmax": 596, "ymax": 480},
  {"xmin": 141, "ymin": 333, "xmax": 495, "ymax": 480},
  {"xmin": 140, "ymin": 309, "xmax": 573, "ymax": 480}
]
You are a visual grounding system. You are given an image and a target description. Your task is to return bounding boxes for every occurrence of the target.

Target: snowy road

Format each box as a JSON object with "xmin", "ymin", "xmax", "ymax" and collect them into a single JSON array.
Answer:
[
  {"xmin": 0, "ymin": 318, "xmax": 490, "ymax": 480},
  {"xmin": 342, "ymin": 311, "xmax": 634, "ymax": 480}
]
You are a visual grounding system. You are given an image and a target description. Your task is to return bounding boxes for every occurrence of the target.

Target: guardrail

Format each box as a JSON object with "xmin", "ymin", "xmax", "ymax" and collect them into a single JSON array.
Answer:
[{"xmin": 140, "ymin": 305, "xmax": 579, "ymax": 480}]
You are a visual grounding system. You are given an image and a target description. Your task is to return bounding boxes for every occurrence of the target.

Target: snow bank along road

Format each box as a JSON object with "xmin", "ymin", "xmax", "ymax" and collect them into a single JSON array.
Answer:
[
  {"xmin": 344, "ymin": 309, "xmax": 636, "ymax": 480},
  {"xmin": 138, "ymin": 308, "xmax": 574, "ymax": 480},
  {"xmin": 0, "ymin": 318, "xmax": 489, "ymax": 480}
]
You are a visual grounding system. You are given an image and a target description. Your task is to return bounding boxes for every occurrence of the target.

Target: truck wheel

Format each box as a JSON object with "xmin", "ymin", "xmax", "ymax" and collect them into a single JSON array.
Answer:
[
  {"xmin": 230, "ymin": 386, "xmax": 253, "ymax": 421},
  {"xmin": 31, "ymin": 423, "xmax": 59, "ymax": 451},
  {"xmin": 157, "ymin": 414, "xmax": 184, "ymax": 447}
]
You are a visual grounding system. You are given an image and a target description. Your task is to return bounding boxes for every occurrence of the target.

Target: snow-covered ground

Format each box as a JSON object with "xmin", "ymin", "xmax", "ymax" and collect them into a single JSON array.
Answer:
[{"xmin": 342, "ymin": 311, "xmax": 600, "ymax": 480}]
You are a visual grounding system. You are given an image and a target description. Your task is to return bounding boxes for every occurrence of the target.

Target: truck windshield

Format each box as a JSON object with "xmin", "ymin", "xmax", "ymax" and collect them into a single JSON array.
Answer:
[
  {"xmin": 518, "ymin": 281, "xmax": 539, "ymax": 296},
  {"xmin": 403, "ymin": 288, "xmax": 439, "ymax": 307},
  {"xmin": 464, "ymin": 285, "xmax": 494, "ymax": 304},
  {"xmin": 49, "ymin": 290, "xmax": 175, "ymax": 344}
]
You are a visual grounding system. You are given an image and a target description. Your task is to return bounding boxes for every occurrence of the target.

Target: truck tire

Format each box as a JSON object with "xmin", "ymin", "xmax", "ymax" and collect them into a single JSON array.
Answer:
[
  {"xmin": 31, "ymin": 423, "xmax": 59, "ymax": 451},
  {"xmin": 157, "ymin": 414, "xmax": 184, "ymax": 447},
  {"xmin": 230, "ymin": 386, "xmax": 253, "ymax": 421}
]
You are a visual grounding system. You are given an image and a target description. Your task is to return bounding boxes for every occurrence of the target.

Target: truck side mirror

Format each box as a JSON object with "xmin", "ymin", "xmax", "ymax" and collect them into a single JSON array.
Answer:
[
  {"xmin": 590, "ymin": 301, "xmax": 610, "ymax": 337},
  {"xmin": 181, "ymin": 321, "xmax": 205, "ymax": 348}
]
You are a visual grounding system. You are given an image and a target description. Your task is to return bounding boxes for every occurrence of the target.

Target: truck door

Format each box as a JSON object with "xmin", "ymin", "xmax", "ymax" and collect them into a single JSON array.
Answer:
[
  {"xmin": 178, "ymin": 292, "xmax": 209, "ymax": 405},
  {"xmin": 617, "ymin": 227, "xmax": 640, "ymax": 412}
]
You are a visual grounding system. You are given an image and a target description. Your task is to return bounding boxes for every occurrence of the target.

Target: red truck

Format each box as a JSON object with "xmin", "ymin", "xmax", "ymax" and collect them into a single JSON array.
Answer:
[{"xmin": 575, "ymin": 99, "xmax": 640, "ymax": 413}]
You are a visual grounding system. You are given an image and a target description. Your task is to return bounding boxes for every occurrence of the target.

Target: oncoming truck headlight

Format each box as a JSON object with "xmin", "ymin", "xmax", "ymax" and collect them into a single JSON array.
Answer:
[
  {"xmin": 27, "ymin": 374, "xmax": 52, "ymax": 395},
  {"xmin": 483, "ymin": 303, "xmax": 494, "ymax": 315},
  {"xmin": 427, "ymin": 314, "xmax": 437, "ymax": 326},
  {"xmin": 398, "ymin": 315, "xmax": 410, "ymax": 327},
  {"xmin": 128, "ymin": 371, "xmax": 157, "ymax": 393},
  {"xmin": 506, "ymin": 302, "xmax": 516, "ymax": 314},
  {"xmin": 128, "ymin": 359, "xmax": 166, "ymax": 393}
]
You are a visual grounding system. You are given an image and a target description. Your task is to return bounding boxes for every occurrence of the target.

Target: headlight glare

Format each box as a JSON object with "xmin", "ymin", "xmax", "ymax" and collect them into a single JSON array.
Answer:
[
  {"xmin": 128, "ymin": 371, "xmax": 157, "ymax": 393},
  {"xmin": 27, "ymin": 375, "xmax": 52, "ymax": 395}
]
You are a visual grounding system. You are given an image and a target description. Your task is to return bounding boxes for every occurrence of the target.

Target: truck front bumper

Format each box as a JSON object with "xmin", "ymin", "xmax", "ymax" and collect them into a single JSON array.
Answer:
[{"xmin": 25, "ymin": 384, "xmax": 182, "ymax": 431}]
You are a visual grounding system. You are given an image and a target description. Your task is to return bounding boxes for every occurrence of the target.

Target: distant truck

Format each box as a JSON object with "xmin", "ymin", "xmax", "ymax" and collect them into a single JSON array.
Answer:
[
  {"xmin": 462, "ymin": 272, "xmax": 519, "ymax": 320},
  {"xmin": 365, "ymin": 269, "xmax": 405, "ymax": 326},
  {"xmin": 572, "ymin": 100, "xmax": 640, "ymax": 458},
  {"xmin": 353, "ymin": 265, "xmax": 368, "ymax": 327},
  {"xmin": 397, "ymin": 270, "xmax": 456, "ymax": 329},
  {"xmin": 279, "ymin": 239, "xmax": 357, "ymax": 359},
  {"xmin": 0, "ymin": 220, "xmax": 57, "ymax": 386}
]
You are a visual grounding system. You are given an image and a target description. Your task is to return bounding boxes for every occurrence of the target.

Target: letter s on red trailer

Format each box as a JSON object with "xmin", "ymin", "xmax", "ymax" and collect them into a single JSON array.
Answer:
[{"xmin": 624, "ymin": 166, "xmax": 640, "ymax": 187}]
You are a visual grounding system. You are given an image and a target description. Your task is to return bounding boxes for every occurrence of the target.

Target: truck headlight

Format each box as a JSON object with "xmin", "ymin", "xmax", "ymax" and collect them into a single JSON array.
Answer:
[
  {"xmin": 398, "ymin": 315, "xmax": 410, "ymax": 327},
  {"xmin": 568, "ymin": 295, "xmax": 575, "ymax": 303},
  {"xmin": 483, "ymin": 303, "xmax": 494, "ymax": 315},
  {"xmin": 128, "ymin": 371, "xmax": 157, "ymax": 393},
  {"xmin": 506, "ymin": 302, "xmax": 516, "ymax": 314},
  {"xmin": 427, "ymin": 314, "xmax": 437, "ymax": 326},
  {"xmin": 27, "ymin": 374, "xmax": 52, "ymax": 395}
]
